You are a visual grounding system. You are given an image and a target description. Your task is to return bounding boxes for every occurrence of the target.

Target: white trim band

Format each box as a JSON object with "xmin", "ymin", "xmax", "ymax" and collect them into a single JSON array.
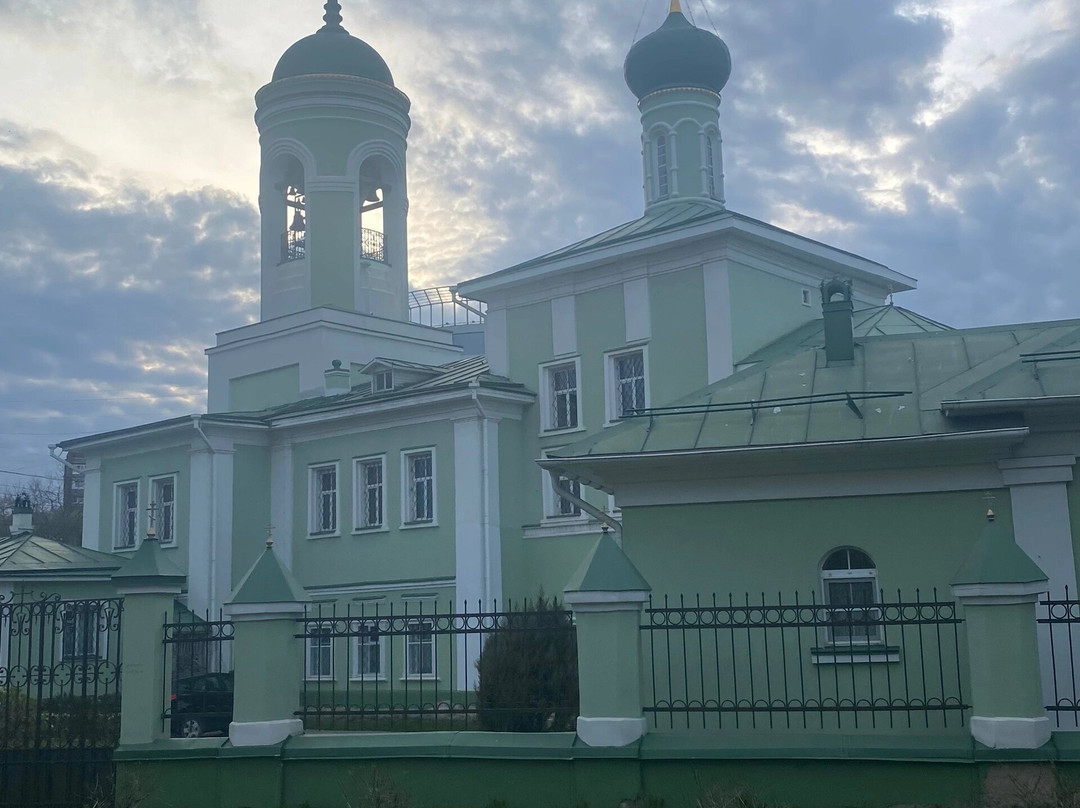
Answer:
[
  {"xmin": 969, "ymin": 716, "xmax": 1051, "ymax": 749},
  {"xmin": 951, "ymin": 581, "xmax": 1047, "ymax": 603},
  {"xmin": 229, "ymin": 719, "xmax": 305, "ymax": 747}
]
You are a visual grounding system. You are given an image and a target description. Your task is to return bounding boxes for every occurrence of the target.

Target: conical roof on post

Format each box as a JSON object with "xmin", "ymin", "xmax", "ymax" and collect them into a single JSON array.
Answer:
[
  {"xmin": 229, "ymin": 542, "xmax": 308, "ymax": 605},
  {"xmin": 111, "ymin": 531, "xmax": 185, "ymax": 590},
  {"xmin": 566, "ymin": 533, "xmax": 651, "ymax": 594},
  {"xmin": 952, "ymin": 510, "xmax": 1048, "ymax": 587}
]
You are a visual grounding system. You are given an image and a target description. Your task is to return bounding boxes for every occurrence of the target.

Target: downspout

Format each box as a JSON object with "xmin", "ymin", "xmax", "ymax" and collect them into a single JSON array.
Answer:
[
  {"xmin": 468, "ymin": 381, "xmax": 492, "ymax": 604},
  {"xmin": 48, "ymin": 445, "xmax": 82, "ymax": 476},
  {"xmin": 548, "ymin": 470, "xmax": 623, "ymax": 544},
  {"xmin": 192, "ymin": 416, "xmax": 217, "ymax": 614}
]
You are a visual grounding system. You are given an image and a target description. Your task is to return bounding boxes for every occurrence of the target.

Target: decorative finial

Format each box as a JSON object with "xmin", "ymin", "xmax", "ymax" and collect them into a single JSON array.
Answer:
[
  {"xmin": 670, "ymin": 0, "xmax": 682, "ymax": 13},
  {"xmin": 266, "ymin": 523, "xmax": 275, "ymax": 549},
  {"xmin": 982, "ymin": 492, "xmax": 997, "ymax": 522},
  {"xmin": 322, "ymin": 1, "xmax": 344, "ymax": 30}
]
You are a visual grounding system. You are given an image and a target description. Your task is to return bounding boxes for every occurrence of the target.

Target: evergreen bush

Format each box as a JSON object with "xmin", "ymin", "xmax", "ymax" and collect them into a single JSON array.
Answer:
[{"xmin": 475, "ymin": 592, "xmax": 578, "ymax": 732}]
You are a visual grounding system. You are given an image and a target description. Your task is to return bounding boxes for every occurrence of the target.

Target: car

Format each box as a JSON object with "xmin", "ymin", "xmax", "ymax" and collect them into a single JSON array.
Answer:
[{"xmin": 170, "ymin": 672, "xmax": 234, "ymax": 738}]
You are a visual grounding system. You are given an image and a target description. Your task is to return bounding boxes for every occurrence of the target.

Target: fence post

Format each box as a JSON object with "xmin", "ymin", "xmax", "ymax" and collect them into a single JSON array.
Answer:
[
  {"xmin": 952, "ymin": 508, "xmax": 1050, "ymax": 749},
  {"xmin": 111, "ymin": 529, "xmax": 186, "ymax": 746},
  {"xmin": 223, "ymin": 539, "xmax": 309, "ymax": 746},
  {"xmin": 564, "ymin": 533, "xmax": 651, "ymax": 747}
]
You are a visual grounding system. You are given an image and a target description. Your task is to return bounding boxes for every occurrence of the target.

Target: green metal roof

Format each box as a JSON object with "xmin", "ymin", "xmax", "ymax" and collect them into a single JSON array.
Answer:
[
  {"xmin": 0, "ymin": 532, "xmax": 124, "ymax": 577},
  {"xmin": 230, "ymin": 545, "xmax": 308, "ymax": 605},
  {"xmin": 740, "ymin": 305, "xmax": 952, "ymax": 365},
  {"xmin": 565, "ymin": 534, "xmax": 651, "ymax": 594},
  {"xmin": 555, "ymin": 318, "xmax": 1080, "ymax": 460},
  {"xmin": 952, "ymin": 513, "xmax": 1048, "ymax": 587}
]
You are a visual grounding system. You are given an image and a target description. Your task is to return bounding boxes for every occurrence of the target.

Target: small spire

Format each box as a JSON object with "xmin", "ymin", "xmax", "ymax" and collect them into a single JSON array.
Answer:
[
  {"xmin": 670, "ymin": 0, "xmax": 682, "ymax": 13},
  {"xmin": 321, "ymin": 1, "xmax": 345, "ymax": 31},
  {"xmin": 266, "ymin": 523, "xmax": 275, "ymax": 549}
]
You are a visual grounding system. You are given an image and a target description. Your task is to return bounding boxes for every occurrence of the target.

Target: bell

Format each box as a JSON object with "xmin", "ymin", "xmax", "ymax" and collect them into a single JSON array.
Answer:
[{"xmin": 289, "ymin": 209, "xmax": 306, "ymax": 233}]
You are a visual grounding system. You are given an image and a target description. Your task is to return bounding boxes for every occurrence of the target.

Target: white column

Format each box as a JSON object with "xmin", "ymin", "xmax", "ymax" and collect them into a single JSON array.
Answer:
[
  {"xmin": 188, "ymin": 447, "xmax": 213, "ymax": 616},
  {"xmin": 81, "ymin": 456, "xmax": 102, "ymax": 552},
  {"xmin": 188, "ymin": 436, "xmax": 236, "ymax": 617},
  {"xmin": 270, "ymin": 442, "xmax": 295, "ymax": 570},
  {"xmin": 211, "ymin": 448, "xmax": 235, "ymax": 616},
  {"xmin": 702, "ymin": 260, "xmax": 734, "ymax": 383},
  {"xmin": 1001, "ymin": 455, "xmax": 1078, "ymax": 722},
  {"xmin": 453, "ymin": 413, "xmax": 502, "ymax": 690}
]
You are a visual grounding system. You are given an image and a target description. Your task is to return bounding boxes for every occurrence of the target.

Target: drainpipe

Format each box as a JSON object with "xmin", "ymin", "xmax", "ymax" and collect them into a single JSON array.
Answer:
[
  {"xmin": 48, "ymin": 445, "xmax": 82, "ymax": 476},
  {"xmin": 193, "ymin": 416, "xmax": 217, "ymax": 614},
  {"xmin": 469, "ymin": 381, "xmax": 492, "ymax": 604},
  {"xmin": 548, "ymin": 471, "xmax": 623, "ymax": 544}
]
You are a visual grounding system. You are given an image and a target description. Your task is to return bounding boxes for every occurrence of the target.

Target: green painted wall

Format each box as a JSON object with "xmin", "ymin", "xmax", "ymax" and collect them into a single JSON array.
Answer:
[
  {"xmin": 229, "ymin": 365, "xmax": 300, "ymax": 411},
  {"xmin": 728, "ymin": 261, "xmax": 818, "ymax": 362},
  {"xmin": 232, "ymin": 445, "xmax": 272, "ymax": 587},
  {"xmin": 649, "ymin": 268, "xmax": 708, "ymax": 404},
  {"xmin": 1064, "ymin": 479, "xmax": 1080, "ymax": 587},
  {"xmin": 289, "ymin": 422, "xmax": 455, "ymax": 591},
  {"xmin": 98, "ymin": 445, "xmax": 192, "ymax": 572}
]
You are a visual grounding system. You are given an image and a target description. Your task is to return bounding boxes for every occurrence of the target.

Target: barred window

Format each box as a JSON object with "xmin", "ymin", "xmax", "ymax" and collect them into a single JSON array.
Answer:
[
  {"xmin": 152, "ymin": 476, "xmax": 176, "ymax": 545},
  {"xmin": 612, "ymin": 350, "xmax": 646, "ymax": 419},
  {"xmin": 821, "ymin": 548, "xmax": 882, "ymax": 644},
  {"xmin": 352, "ymin": 622, "xmax": 384, "ymax": 679},
  {"xmin": 405, "ymin": 619, "xmax": 435, "ymax": 678},
  {"xmin": 310, "ymin": 465, "xmax": 338, "ymax": 534},
  {"xmin": 115, "ymin": 482, "xmax": 138, "ymax": 549},
  {"xmin": 355, "ymin": 458, "xmax": 384, "ymax": 530},
  {"xmin": 405, "ymin": 451, "xmax": 434, "ymax": 523},
  {"xmin": 305, "ymin": 626, "xmax": 334, "ymax": 680},
  {"xmin": 546, "ymin": 363, "xmax": 578, "ymax": 431},
  {"xmin": 656, "ymin": 136, "xmax": 670, "ymax": 199},
  {"xmin": 706, "ymin": 135, "xmax": 717, "ymax": 198}
]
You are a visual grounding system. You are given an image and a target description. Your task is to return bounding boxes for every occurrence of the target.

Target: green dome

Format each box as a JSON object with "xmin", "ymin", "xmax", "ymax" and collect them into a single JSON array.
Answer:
[
  {"xmin": 624, "ymin": 11, "xmax": 731, "ymax": 100},
  {"xmin": 272, "ymin": 2, "xmax": 394, "ymax": 86}
]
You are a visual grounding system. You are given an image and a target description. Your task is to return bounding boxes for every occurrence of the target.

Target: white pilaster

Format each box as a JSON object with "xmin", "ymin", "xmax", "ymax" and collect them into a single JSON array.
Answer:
[
  {"xmin": 551, "ymin": 296, "xmax": 577, "ymax": 357},
  {"xmin": 270, "ymin": 442, "xmax": 295, "ymax": 569},
  {"xmin": 623, "ymin": 279, "xmax": 651, "ymax": 344},
  {"xmin": 188, "ymin": 436, "xmax": 236, "ymax": 616},
  {"xmin": 702, "ymin": 260, "xmax": 733, "ymax": 383},
  {"xmin": 81, "ymin": 456, "xmax": 102, "ymax": 552},
  {"xmin": 212, "ymin": 448, "xmax": 235, "ymax": 616},
  {"xmin": 486, "ymin": 308, "xmax": 509, "ymax": 377}
]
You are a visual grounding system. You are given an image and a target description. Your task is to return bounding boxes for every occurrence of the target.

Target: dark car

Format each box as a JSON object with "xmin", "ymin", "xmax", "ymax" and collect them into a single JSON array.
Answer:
[{"xmin": 170, "ymin": 672, "xmax": 234, "ymax": 738}]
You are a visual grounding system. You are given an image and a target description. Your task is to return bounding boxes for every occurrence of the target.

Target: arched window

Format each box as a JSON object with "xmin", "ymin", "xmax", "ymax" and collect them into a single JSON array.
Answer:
[
  {"xmin": 705, "ymin": 135, "xmax": 716, "ymax": 199},
  {"xmin": 655, "ymin": 135, "xmax": 670, "ymax": 200},
  {"xmin": 821, "ymin": 548, "xmax": 881, "ymax": 644}
]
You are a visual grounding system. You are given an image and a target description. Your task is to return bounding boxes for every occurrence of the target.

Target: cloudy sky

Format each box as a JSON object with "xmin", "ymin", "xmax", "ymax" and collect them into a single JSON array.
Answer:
[{"xmin": 0, "ymin": 0, "xmax": 1077, "ymax": 491}]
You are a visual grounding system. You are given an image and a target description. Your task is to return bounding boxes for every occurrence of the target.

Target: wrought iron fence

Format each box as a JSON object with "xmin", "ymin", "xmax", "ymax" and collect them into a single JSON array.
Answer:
[
  {"xmin": 161, "ymin": 610, "xmax": 233, "ymax": 739},
  {"xmin": 360, "ymin": 227, "xmax": 386, "ymax": 262},
  {"xmin": 1038, "ymin": 591, "xmax": 1080, "ymax": 729},
  {"xmin": 280, "ymin": 230, "xmax": 306, "ymax": 263},
  {"xmin": 0, "ymin": 594, "xmax": 123, "ymax": 808},
  {"xmin": 408, "ymin": 287, "xmax": 486, "ymax": 328},
  {"xmin": 642, "ymin": 590, "xmax": 968, "ymax": 731},
  {"xmin": 296, "ymin": 598, "xmax": 577, "ymax": 732}
]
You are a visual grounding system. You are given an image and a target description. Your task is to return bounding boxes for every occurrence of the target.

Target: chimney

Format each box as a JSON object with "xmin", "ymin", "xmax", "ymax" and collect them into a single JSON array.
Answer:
[
  {"xmin": 324, "ymin": 359, "xmax": 351, "ymax": 396},
  {"xmin": 821, "ymin": 278, "xmax": 855, "ymax": 363},
  {"xmin": 10, "ymin": 493, "xmax": 32, "ymax": 533}
]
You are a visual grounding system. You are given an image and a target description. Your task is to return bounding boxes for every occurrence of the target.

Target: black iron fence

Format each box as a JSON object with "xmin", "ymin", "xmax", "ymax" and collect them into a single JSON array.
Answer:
[
  {"xmin": 1038, "ymin": 591, "xmax": 1080, "ymax": 728},
  {"xmin": 0, "ymin": 594, "xmax": 123, "ymax": 808},
  {"xmin": 360, "ymin": 227, "xmax": 385, "ymax": 263},
  {"xmin": 296, "ymin": 598, "xmax": 577, "ymax": 732},
  {"xmin": 642, "ymin": 591, "xmax": 968, "ymax": 731},
  {"xmin": 280, "ymin": 230, "xmax": 306, "ymax": 263},
  {"xmin": 161, "ymin": 610, "xmax": 233, "ymax": 739}
]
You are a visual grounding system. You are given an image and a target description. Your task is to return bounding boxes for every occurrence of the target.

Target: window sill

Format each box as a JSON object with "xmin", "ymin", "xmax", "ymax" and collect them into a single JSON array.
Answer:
[
  {"xmin": 400, "ymin": 521, "xmax": 438, "ymax": 531},
  {"xmin": 349, "ymin": 676, "xmax": 387, "ymax": 683},
  {"xmin": 400, "ymin": 675, "xmax": 439, "ymax": 682},
  {"xmin": 304, "ymin": 677, "xmax": 336, "ymax": 683},
  {"xmin": 538, "ymin": 425, "xmax": 587, "ymax": 439},
  {"xmin": 352, "ymin": 527, "xmax": 389, "ymax": 536},
  {"xmin": 112, "ymin": 546, "xmax": 137, "ymax": 553},
  {"xmin": 524, "ymin": 521, "xmax": 605, "ymax": 540},
  {"xmin": 308, "ymin": 532, "xmax": 341, "ymax": 540},
  {"xmin": 811, "ymin": 646, "xmax": 899, "ymax": 665}
]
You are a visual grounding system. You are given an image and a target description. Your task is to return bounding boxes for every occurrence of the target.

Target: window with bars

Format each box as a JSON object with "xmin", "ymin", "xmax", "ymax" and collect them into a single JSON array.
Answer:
[
  {"xmin": 656, "ymin": 136, "xmax": 670, "ymax": 199},
  {"xmin": 310, "ymin": 465, "xmax": 338, "ymax": 534},
  {"xmin": 552, "ymin": 473, "xmax": 581, "ymax": 518},
  {"xmin": 352, "ymin": 622, "xmax": 384, "ymax": 679},
  {"xmin": 114, "ymin": 482, "xmax": 138, "ymax": 549},
  {"xmin": 821, "ymin": 548, "xmax": 882, "ymax": 644},
  {"xmin": 706, "ymin": 135, "xmax": 717, "ymax": 198},
  {"xmin": 355, "ymin": 458, "xmax": 384, "ymax": 530},
  {"xmin": 545, "ymin": 362, "xmax": 579, "ymax": 431},
  {"xmin": 306, "ymin": 626, "xmax": 334, "ymax": 680},
  {"xmin": 61, "ymin": 603, "xmax": 107, "ymax": 660},
  {"xmin": 611, "ymin": 350, "xmax": 647, "ymax": 420},
  {"xmin": 152, "ymin": 476, "xmax": 176, "ymax": 545},
  {"xmin": 405, "ymin": 619, "xmax": 435, "ymax": 678},
  {"xmin": 405, "ymin": 451, "xmax": 434, "ymax": 524}
]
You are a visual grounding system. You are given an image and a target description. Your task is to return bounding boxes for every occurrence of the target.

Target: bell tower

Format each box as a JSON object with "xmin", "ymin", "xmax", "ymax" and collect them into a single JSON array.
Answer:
[{"xmin": 255, "ymin": 0, "xmax": 411, "ymax": 322}]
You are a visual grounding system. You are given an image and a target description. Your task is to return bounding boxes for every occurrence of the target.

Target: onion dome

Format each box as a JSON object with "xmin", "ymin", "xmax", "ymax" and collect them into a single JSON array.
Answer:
[
  {"xmin": 273, "ymin": 1, "xmax": 394, "ymax": 86},
  {"xmin": 624, "ymin": 1, "xmax": 731, "ymax": 100}
]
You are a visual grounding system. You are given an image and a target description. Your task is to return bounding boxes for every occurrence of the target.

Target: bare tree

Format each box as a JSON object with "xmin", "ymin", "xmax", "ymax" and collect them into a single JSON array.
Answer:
[{"xmin": 1, "ymin": 478, "xmax": 82, "ymax": 545}]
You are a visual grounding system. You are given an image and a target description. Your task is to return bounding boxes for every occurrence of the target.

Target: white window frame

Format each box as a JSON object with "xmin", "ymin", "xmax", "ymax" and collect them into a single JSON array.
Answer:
[
  {"xmin": 308, "ymin": 463, "xmax": 340, "ymax": 537},
  {"xmin": 353, "ymin": 455, "xmax": 387, "ymax": 533},
  {"xmin": 541, "ymin": 453, "xmax": 586, "ymax": 522},
  {"xmin": 401, "ymin": 449, "xmax": 436, "ymax": 527},
  {"xmin": 538, "ymin": 357, "xmax": 584, "ymax": 435},
  {"xmin": 61, "ymin": 602, "xmax": 109, "ymax": 661},
  {"xmin": 305, "ymin": 623, "xmax": 335, "ymax": 681},
  {"xmin": 801, "ymin": 288, "xmax": 813, "ymax": 307},
  {"xmin": 113, "ymin": 480, "xmax": 140, "ymax": 550},
  {"xmin": 604, "ymin": 345, "xmax": 650, "ymax": 425},
  {"xmin": 705, "ymin": 133, "xmax": 717, "ymax": 199},
  {"xmin": 350, "ymin": 620, "xmax": 387, "ymax": 681},
  {"xmin": 820, "ymin": 548, "xmax": 882, "ymax": 647},
  {"xmin": 150, "ymin": 474, "xmax": 177, "ymax": 547},
  {"xmin": 655, "ymin": 134, "xmax": 670, "ymax": 200},
  {"xmin": 373, "ymin": 370, "xmax": 393, "ymax": 392},
  {"xmin": 403, "ymin": 618, "xmax": 436, "ymax": 680}
]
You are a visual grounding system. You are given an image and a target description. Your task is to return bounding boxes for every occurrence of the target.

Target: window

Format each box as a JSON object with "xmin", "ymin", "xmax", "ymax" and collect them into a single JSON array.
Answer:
[
  {"xmin": 541, "ymin": 361, "xmax": 580, "ymax": 431},
  {"xmin": 305, "ymin": 625, "xmax": 334, "ymax": 680},
  {"xmin": 656, "ymin": 135, "xmax": 670, "ymax": 199},
  {"xmin": 373, "ymin": 371, "xmax": 393, "ymax": 392},
  {"xmin": 706, "ymin": 135, "xmax": 716, "ymax": 198},
  {"xmin": 151, "ymin": 476, "xmax": 176, "ymax": 546},
  {"xmin": 354, "ymin": 457, "xmax": 385, "ymax": 531},
  {"xmin": 545, "ymin": 470, "xmax": 582, "ymax": 519},
  {"xmin": 114, "ymin": 482, "xmax": 139, "ymax": 549},
  {"xmin": 606, "ymin": 348, "xmax": 648, "ymax": 422},
  {"xmin": 351, "ymin": 621, "xmax": 385, "ymax": 680},
  {"xmin": 821, "ymin": 548, "xmax": 882, "ymax": 645},
  {"xmin": 61, "ymin": 603, "xmax": 107, "ymax": 660},
  {"xmin": 310, "ymin": 464, "xmax": 338, "ymax": 535},
  {"xmin": 802, "ymin": 288, "xmax": 812, "ymax": 307},
  {"xmin": 404, "ymin": 619, "xmax": 435, "ymax": 678},
  {"xmin": 71, "ymin": 463, "xmax": 86, "ymax": 492},
  {"xmin": 403, "ymin": 450, "xmax": 435, "ymax": 525}
]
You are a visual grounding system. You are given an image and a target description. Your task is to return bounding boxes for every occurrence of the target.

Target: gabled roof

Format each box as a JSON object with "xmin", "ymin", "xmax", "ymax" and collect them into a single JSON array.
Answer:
[
  {"xmin": 0, "ymin": 532, "xmax": 124, "ymax": 577},
  {"xmin": 553, "ymin": 318, "xmax": 1080, "ymax": 461},
  {"xmin": 740, "ymin": 305, "xmax": 951, "ymax": 365}
]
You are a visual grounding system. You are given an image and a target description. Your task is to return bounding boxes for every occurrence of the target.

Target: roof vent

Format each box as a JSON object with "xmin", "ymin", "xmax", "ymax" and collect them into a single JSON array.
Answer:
[
  {"xmin": 10, "ymin": 493, "xmax": 32, "ymax": 533},
  {"xmin": 821, "ymin": 278, "xmax": 855, "ymax": 364},
  {"xmin": 324, "ymin": 360, "xmax": 350, "ymax": 396}
]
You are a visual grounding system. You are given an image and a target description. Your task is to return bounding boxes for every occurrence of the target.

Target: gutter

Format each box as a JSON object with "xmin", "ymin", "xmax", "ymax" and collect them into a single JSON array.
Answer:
[
  {"xmin": 942, "ymin": 396, "xmax": 1080, "ymax": 417},
  {"xmin": 546, "ymin": 470, "xmax": 622, "ymax": 544},
  {"xmin": 48, "ymin": 445, "xmax": 82, "ymax": 476}
]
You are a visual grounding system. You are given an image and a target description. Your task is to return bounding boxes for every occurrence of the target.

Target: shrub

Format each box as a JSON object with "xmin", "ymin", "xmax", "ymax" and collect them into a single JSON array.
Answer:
[{"xmin": 475, "ymin": 592, "xmax": 578, "ymax": 732}]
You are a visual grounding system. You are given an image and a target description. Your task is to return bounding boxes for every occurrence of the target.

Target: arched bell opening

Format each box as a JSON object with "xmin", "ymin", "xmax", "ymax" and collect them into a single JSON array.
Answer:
[
  {"xmin": 266, "ymin": 153, "xmax": 307, "ymax": 265},
  {"xmin": 358, "ymin": 155, "xmax": 395, "ymax": 264}
]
